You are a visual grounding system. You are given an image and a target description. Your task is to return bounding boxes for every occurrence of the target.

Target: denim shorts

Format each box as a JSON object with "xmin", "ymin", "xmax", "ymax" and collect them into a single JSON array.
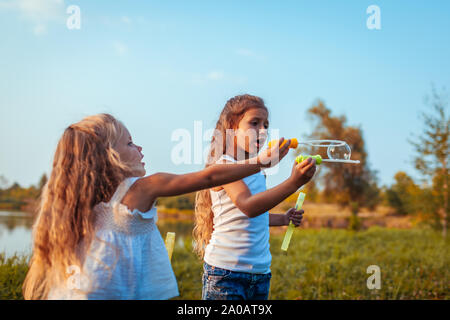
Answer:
[{"xmin": 202, "ymin": 262, "xmax": 272, "ymax": 300}]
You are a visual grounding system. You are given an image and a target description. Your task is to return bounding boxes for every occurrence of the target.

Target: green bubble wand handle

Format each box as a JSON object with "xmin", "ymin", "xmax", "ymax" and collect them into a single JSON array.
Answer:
[
  {"xmin": 281, "ymin": 192, "xmax": 306, "ymax": 251},
  {"xmin": 165, "ymin": 232, "xmax": 176, "ymax": 261}
]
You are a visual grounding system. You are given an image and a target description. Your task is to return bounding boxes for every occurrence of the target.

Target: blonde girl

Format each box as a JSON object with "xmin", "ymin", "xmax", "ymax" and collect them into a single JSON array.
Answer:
[
  {"xmin": 194, "ymin": 94, "xmax": 317, "ymax": 300},
  {"xmin": 22, "ymin": 113, "xmax": 290, "ymax": 300}
]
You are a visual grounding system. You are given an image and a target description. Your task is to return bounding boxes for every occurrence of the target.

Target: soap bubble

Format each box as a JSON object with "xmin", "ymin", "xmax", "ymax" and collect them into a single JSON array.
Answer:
[{"xmin": 327, "ymin": 143, "xmax": 351, "ymax": 160}]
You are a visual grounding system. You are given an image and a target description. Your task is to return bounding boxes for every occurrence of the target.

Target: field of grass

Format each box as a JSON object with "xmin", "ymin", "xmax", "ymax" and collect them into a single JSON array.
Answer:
[
  {"xmin": 172, "ymin": 227, "xmax": 449, "ymax": 300},
  {"xmin": 1, "ymin": 227, "xmax": 448, "ymax": 300}
]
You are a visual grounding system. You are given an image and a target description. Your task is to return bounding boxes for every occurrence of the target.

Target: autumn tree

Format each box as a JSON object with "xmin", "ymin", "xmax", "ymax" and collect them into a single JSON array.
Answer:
[
  {"xmin": 386, "ymin": 171, "xmax": 421, "ymax": 215},
  {"xmin": 300, "ymin": 100, "xmax": 380, "ymax": 216},
  {"xmin": 409, "ymin": 86, "xmax": 449, "ymax": 237}
]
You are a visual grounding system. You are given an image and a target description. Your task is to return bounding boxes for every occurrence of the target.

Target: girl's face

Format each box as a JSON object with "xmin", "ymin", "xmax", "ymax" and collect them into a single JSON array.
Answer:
[
  {"xmin": 114, "ymin": 126, "xmax": 146, "ymax": 177},
  {"xmin": 234, "ymin": 108, "xmax": 269, "ymax": 157}
]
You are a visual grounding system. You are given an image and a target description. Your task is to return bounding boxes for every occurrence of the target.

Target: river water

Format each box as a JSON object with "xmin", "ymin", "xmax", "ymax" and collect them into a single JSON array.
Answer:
[
  {"xmin": 0, "ymin": 210, "xmax": 193, "ymax": 258},
  {"xmin": 0, "ymin": 211, "xmax": 34, "ymax": 258}
]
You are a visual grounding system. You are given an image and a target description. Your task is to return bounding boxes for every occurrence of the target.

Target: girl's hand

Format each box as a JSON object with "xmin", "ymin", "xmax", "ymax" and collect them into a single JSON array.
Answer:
[
  {"xmin": 288, "ymin": 157, "xmax": 317, "ymax": 188},
  {"xmin": 256, "ymin": 137, "xmax": 291, "ymax": 168},
  {"xmin": 283, "ymin": 207, "xmax": 304, "ymax": 226}
]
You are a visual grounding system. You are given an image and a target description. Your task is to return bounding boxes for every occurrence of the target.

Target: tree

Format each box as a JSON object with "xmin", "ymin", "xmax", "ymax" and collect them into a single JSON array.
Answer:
[
  {"xmin": 157, "ymin": 192, "xmax": 196, "ymax": 210},
  {"xmin": 409, "ymin": 85, "xmax": 449, "ymax": 237},
  {"xmin": 301, "ymin": 100, "xmax": 380, "ymax": 217},
  {"xmin": 386, "ymin": 171, "xmax": 421, "ymax": 215}
]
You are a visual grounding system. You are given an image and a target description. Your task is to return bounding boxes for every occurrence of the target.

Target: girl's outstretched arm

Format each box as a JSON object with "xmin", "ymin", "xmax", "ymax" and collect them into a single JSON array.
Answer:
[
  {"xmin": 121, "ymin": 138, "xmax": 291, "ymax": 212},
  {"xmin": 220, "ymin": 158, "xmax": 316, "ymax": 218}
]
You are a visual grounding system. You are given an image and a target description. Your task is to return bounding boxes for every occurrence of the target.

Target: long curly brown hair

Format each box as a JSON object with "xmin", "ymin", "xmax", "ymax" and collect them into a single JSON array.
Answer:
[
  {"xmin": 193, "ymin": 94, "xmax": 268, "ymax": 258},
  {"xmin": 22, "ymin": 113, "xmax": 134, "ymax": 300}
]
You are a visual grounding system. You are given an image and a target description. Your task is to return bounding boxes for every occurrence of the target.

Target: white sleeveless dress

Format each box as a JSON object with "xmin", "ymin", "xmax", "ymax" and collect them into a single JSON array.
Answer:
[{"xmin": 47, "ymin": 177, "xmax": 179, "ymax": 300}]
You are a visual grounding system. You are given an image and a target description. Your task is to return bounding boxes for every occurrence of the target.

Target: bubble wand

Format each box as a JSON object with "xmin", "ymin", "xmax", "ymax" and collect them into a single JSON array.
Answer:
[
  {"xmin": 281, "ymin": 192, "xmax": 306, "ymax": 251},
  {"xmin": 268, "ymin": 138, "xmax": 360, "ymax": 164},
  {"xmin": 165, "ymin": 232, "xmax": 176, "ymax": 261},
  {"xmin": 269, "ymin": 138, "xmax": 360, "ymax": 251}
]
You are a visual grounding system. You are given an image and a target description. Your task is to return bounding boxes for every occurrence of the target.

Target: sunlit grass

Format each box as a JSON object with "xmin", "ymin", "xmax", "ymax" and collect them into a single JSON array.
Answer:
[
  {"xmin": 172, "ymin": 227, "xmax": 449, "ymax": 300},
  {"xmin": 1, "ymin": 228, "xmax": 448, "ymax": 300}
]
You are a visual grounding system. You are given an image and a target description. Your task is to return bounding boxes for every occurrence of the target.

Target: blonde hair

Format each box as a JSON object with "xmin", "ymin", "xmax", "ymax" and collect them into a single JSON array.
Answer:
[
  {"xmin": 22, "ymin": 113, "xmax": 133, "ymax": 300},
  {"xmin": 193, "ymin": 94, "xmax": 267, "ymax": 258}
]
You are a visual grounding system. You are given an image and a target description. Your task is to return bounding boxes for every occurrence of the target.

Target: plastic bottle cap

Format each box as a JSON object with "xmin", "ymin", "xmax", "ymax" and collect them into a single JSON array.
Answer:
[{"xmin": 268, "ymin": 138, "xmax": 298, "ymax": 149}]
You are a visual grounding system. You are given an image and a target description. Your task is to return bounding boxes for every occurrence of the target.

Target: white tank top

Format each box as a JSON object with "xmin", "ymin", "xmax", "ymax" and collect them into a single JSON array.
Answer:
[{"xmin": 204, "ymin": 154, "xmax": 271, "ymax": 274}]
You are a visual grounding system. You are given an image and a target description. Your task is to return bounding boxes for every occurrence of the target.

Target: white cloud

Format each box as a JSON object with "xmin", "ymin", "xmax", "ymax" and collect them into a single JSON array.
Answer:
[
  {"xmin": 206, "ymin": 71, "xmax": 224, "ymax": 81},
  {"xmin": 17, "ymin": 0, "xmax": 64, "ymax": 20},
  {"xmin": 235, "ymin": 48, "xmax": 255, "ymax": 57},
  {"xmin": 190, "ymin": 71, "xmax": 224, "ymax": 84},
  {"xmin": 136, "ymin": 16, "xmax": 146, "ymax": 25},
  {"xmin": 235, "ymin": 48, "xmax": 266, "ymax": 61},
  {"xmin": 33, "ymin": 23, "xmax": 47, "ymax": 35},
  {"xmin": 113, "ymin": 41, "xmax": 128, "ymax": 56},
  {"xmin": 0, "ymin": 0, "xmax": 66, "ymax": 35},
  {"xmin": 190, "ymin": 70, "xmax": 247, "ymax": 85},
  {"xmin": 100, "ymin": 15, "xmax": 143, "ymax": 27},
  {"xmin": 0, "ymin": 1, "xmax": 14, "ymax": 9},
  {"xmin": 121, "ymin": 16, "xmax": 131, "ymax": 24}
]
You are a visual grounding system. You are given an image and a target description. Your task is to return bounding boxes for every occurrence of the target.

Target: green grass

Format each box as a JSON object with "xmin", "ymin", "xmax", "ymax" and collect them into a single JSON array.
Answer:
[
  {"xmin": 266, "ymin": 227, "xmax": 449, "ymax": 299},
  {"xmin": 0, "ymin": 253, "xmax": 29, "ymax": 300},
  {"xmin": 172, "ymin": 227, "xmax": 449, "ymax": 300},
  {"xmin": 1, "ymin": 228, "xmax": 449, "ymax": 300}
]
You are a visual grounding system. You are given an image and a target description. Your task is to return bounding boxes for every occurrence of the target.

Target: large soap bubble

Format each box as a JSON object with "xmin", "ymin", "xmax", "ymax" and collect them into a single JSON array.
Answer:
[{"xmin": 327, "ymin": 143, "xmax": 352, "ymax": 160}]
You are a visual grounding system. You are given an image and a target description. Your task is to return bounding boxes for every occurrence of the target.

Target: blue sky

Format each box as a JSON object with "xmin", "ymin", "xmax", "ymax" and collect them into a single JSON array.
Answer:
[{"xmin": 0, "ymin": 0, "xmax": 449, "ymax": 190}]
